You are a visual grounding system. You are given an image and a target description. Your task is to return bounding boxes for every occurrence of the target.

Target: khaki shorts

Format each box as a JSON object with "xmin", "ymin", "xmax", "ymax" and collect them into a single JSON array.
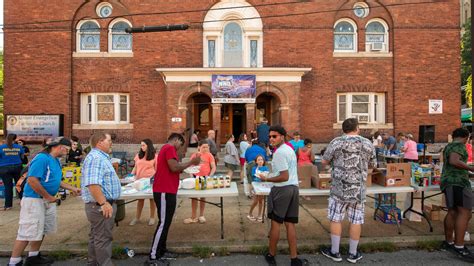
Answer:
[{"xmin": 17, "ymin": 198, "xmax": 57, "ymax": 241}]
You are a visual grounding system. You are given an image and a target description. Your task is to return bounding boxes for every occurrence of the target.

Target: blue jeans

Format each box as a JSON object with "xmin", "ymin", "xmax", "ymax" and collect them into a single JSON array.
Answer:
[{"xmin": 0, "ymin": 164, "xmax": 22, "ymax": 208}]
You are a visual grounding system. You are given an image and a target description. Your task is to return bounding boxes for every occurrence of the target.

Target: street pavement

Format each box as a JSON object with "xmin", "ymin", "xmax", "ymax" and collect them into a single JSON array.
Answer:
[{"xmin": 0, "ymin": 250, "xmax": 472, "ymax": 265}]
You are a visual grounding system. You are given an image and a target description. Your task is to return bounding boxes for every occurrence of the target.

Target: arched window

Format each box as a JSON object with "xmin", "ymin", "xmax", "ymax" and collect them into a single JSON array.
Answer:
[
  {"xmin": 223, "ymin": 22, "xmax": 243, "ymax": 67},
  {"xmin": 203, "ymin": 1, "xmax": 263, "ymax": 68},
  {"xmin": 334, "ymin": 19, "xmax": 357, "ymax": 52},
  {"xmin": 77, "ymin": 20, "xmax": 100, "ymax": 52},
  {"xmin": 365, "ymin": 20, "xmax": 389, "ymax": 52},
  {"xmin": 109, "ymin": 19, "xmax": 132, "ymax": 52}
]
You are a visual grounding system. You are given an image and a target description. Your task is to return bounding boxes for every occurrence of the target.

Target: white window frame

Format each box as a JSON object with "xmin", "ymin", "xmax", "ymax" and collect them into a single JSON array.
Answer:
[
  {"xmin": 336, "ymin": 93, "xmax": 385, "ymax": 124},
  {"xmin": 80, "ymin": 93, "xmax": 130, "ymax": 124},
  {"xmin": 334, "ymin": 18, "xmax": 358, "ymax": 53},
  {"xmin": 365, "ymin": 19, "xmax": 389, "ymax": 53},
  {"xmin": 108, "ymin": 18, "xmax": 133, "ymax": 53},
  {"xmin": 76, "ymin": 20, "xmax": 101, "ymax": 53}
]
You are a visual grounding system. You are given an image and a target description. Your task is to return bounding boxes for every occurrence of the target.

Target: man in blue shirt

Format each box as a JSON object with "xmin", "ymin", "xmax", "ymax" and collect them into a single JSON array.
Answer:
[
  {"xmin": 81, "ymin": 133, "xmax": 121, "ymax": 266},
  {"xmin": 0, "ymin": 133, "xmax": 24, "ymax": 210},
  {"xmin": 289, "ymin": 132, "xmax": 305, "ymax": 154},
  {"xmin": 9, "ymin": 137, "xmax": 80, "ymax": 266},
  {"xmin": 256, "ymin": 118, "xmax": 270, "ymax": 147},
  {"xmin": 256, "ymin": 125, "xmax": 308, "ymax": 266}
]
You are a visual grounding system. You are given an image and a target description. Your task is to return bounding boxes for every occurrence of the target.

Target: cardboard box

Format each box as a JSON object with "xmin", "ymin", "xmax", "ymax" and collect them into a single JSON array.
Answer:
[
  {"xmin": 373, "ymin": 163, "xmax": 411, "ymax": 187},
  {"xmin": 367, "ymin": 168, "xmax": 383, "ymax": 187},
  {"xmin": 297, "ymin": 165, "xmax": 312, "ymax": 189},
  {"xmin": 425, "ymin": 205, "xmax": 441, "ymax": 221},
  {"xmin": 313, "ymin": 173, "xmax": 331, "ymax": 189},
  {"xmin": 375, "ymin": 206, "xmax": 402, "ymax": 224}
]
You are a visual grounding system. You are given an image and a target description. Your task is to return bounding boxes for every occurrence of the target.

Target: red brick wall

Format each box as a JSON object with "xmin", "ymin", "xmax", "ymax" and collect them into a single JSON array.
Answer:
[{"xmin": 4, "ymin": 0, "xmax": 460, "ymax": 143}]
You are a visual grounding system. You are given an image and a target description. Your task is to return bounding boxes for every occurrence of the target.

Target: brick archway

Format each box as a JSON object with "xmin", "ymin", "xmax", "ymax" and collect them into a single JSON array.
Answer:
[
  {"xmin": 178, "ymin": 83, "xmax": 212, "ymax": 109},
  {"xmin": 256, "ymin": 83, "xmax": 289, "ymax": 106}
]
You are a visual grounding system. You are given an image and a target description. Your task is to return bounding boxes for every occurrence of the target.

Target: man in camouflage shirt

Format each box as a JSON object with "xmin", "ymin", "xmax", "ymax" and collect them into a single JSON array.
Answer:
[
  {"xmin": 320, "ymin": 118, "xmax": 376, "ymax": 264},
  {"xmin": 440, "ymin": 128, "xmax": 474, "ymax": 263}
]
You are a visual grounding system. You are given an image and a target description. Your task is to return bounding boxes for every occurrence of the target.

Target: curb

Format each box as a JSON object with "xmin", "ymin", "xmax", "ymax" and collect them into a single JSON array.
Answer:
[{"xmin": 0, "ymin": 234, "xmax": 456, "ymax": 257}]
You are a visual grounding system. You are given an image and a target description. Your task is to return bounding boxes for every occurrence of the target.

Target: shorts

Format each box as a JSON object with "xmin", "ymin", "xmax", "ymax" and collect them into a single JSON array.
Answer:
[
  {"xmin": 268, "ymin": 185, "xmax": 299, "ymax": 224},
  {"xmin": 239, "ymin": 158, "xmax": 246, "ymax": 166},
  {"xmin": 225, "ymin": 162, "xmax": 239, "ymax": 171},
  {"xmin": 443, "ymin": 185, "xmax": 473, "ymax": 210},
  {"xmin": 17, "ymin": 198, "xmax": 57, "ymax": 241},
  {"xmin": 327, "ymin": 197, "xmax": 365, "ymax": 225}
]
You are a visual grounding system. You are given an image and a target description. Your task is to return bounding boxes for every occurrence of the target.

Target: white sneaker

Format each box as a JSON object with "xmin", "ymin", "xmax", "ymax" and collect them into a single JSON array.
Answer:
[
  {"xmin": 148, "ymin": 218, "xmax": 155, "ymax": 226},
  {"xmin": 129, "ymin": 218, "xmax": 138, "ymax": 226},
  {"xmin": 198, "ymin": 216, "xmax": 206, "ymax": 224}
]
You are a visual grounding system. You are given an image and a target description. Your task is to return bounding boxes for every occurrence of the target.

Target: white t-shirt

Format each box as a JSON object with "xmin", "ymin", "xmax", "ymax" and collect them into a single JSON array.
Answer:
[{"xmin": 271, "ymin": 143, "xmax": 299, "ymax": 187}]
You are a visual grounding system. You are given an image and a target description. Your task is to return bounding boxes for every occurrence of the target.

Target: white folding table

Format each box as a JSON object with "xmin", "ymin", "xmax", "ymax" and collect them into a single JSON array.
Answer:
[
  {"xmin": 120, "ymin": 182, "xmax": 239, "ymax": 239},
  {"xmin": 252, "ymin": 182, "xmax": 414, "ymax": 233}
]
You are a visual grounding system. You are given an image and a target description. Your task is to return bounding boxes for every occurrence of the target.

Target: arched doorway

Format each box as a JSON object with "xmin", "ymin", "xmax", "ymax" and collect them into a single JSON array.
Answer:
[
  {"xmin": 187, "ymin": 93, "xmax": 212, "ymax": 140},
  {"xmin": 256, "ymin": 93, "xmax": 281, "ymax": 126}
]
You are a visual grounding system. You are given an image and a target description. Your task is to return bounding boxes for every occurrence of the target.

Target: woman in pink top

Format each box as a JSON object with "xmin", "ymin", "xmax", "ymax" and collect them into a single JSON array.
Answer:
[
  {"xmin": 401, "ymin": 134, "xmax": 419, "ymax": 162},
  {"xmin": 129, "ymin": 139, "xmax": 157, "ymax": 226},
  {"xmin": 297, "ymin": 138, "xmax": 315, "ymax": 166},
  {"xmin": 184, "ymin": 140, "xmax": 216, "ymax": 224}
]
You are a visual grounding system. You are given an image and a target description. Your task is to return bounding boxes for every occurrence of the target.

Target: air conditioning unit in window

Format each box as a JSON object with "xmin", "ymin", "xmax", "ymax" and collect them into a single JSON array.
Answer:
[
  {"xmin": 370, "ymin": 43, "xmax": 384, "ymax": 51},
  {"xmin": 356, "ymin": 115, "xmax": 370, "ymax": 124}
]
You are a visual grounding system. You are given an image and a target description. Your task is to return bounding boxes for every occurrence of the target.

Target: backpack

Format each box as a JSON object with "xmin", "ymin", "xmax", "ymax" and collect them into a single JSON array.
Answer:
[{"xmin": 15, "ymin": 151, "xmax": 48, "ymax": 194}]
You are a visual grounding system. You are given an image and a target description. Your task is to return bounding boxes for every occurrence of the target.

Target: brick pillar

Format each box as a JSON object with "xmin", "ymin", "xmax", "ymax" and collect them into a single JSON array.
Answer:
[
  {"xmin": 212, "ymin": 103, "xmax": 222, "ymax": 146},
  {"xmin": 245, "ymin": 103, "xmax": 256, "ymax": 136},
  {"xmin": 279, "ymin": 104, "xmax": 292, "ymax": 132}
]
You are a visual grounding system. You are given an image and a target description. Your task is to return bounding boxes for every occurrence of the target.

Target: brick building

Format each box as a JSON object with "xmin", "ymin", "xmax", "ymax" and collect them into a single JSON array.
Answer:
[{"xmin": 4, "ymin": 0, "xmax": 461, "ymax": 144}]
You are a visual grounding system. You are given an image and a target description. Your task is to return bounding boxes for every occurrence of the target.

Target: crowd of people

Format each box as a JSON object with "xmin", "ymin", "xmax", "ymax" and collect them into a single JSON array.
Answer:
[{"xmin": 2, "ymin": 116, "xmax": 474, "ymax": 265}]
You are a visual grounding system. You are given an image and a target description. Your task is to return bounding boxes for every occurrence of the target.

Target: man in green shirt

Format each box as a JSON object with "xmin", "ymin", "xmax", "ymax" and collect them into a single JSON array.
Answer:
[{"xmin": 441, "ymin": 128, "xmax": 474, "ymax": 262}]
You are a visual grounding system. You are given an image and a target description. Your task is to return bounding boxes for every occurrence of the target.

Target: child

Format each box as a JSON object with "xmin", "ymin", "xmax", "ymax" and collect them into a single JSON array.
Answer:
[
  {"xmin": 247, "ymin": 155, "xmax": 268, "ymax": 222},
  {"xmin": 184, "ymin": 140, "xmax": 216, "ymax": 224}
]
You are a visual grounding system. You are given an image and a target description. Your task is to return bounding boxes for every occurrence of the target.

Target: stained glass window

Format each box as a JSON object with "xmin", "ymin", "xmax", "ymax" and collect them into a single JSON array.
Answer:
[
  {"xmin": 334, "ymin": 21, "xmax": 355, "ymax": 51},
  {"xmin": 79, "ymin": 21, "xmax": 100, "ymax": 51},
  {"xmin": 112, "ymin": 22, "xmax": 132, "ymax": 51},
  {"xmin": 223, "ymin": 22, "xmax": 243, "ymax": 67}
]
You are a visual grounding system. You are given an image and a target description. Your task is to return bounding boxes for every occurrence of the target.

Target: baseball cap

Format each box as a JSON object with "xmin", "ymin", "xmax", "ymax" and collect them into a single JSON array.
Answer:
[{"xmin": 46, "ymin": 137, "xmax": 72, "ymax": 147}]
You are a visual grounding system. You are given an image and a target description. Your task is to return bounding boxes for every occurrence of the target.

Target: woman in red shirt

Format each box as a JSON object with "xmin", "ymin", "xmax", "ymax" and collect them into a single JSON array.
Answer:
[{"xmin": 129, "ymin": 139, "xmax": 158, "ymax": 226}]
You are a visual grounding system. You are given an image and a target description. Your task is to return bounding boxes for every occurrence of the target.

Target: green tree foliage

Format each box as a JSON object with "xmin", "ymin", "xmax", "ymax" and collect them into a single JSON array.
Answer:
[
  {"xmin": 461, "ymin": 20, "xmax": 472, "ymax": 86},
  {"xmin": 467, "ymin": 75, "xmax": 472, "ymax": 108}
]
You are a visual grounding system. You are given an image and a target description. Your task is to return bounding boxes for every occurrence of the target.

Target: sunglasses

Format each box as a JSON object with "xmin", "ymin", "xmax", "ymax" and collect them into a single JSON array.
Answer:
[{"xmin": 269, "ymin": 134, "xmax": 281, "ymax": 139}]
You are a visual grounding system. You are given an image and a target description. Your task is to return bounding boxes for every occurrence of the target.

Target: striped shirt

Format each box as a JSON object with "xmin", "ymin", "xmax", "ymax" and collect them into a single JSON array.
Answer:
[{"xmin": 81, "ymin": 148, "xmax": 121, "ymax": 203}]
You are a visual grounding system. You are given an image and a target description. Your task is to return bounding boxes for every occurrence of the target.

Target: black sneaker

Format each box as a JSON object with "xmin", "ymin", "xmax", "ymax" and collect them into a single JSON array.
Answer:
[
  {"xmin": 440, "ymin": 241, "xmax": 454, "ymax": 251},
  {"xmin": 453, "ymin": 246, "xmax": 474, "ymax": 263},
  {"xmin": 347, "ymin": 251, "xmax": 363, "ymax": 263},
  {"xmin": 264, "ymin": 252, "xmax": 277, "ymax": 266},
  {"xmin": 143, "ymin": 258, "xmax": 170, "ymax": 266},
  {"xmin": 291, "ymin": 257, "xmax": 310, "ymax": 266},
  {"xmin": 320, "ymin": 247, "xmax": 342, "ymax": 262},
  {"xmin": 160, "ymin": 251, "xmax": 178, "ymax": 260},
  {"xmin": 24, "ymin": 254, "xmax": 54, "ymax": 266}
]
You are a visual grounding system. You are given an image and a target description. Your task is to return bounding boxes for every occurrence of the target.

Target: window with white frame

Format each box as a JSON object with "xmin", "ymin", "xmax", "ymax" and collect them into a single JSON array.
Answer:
[
  {"xmin": 365, "ymin": 20, "xmax": 388, "ymax": 52},
  {"xmin": 337, "ymin": 93, "xmax": 385, "ymax": 124},
  {"xmin": 334, "ymin": 19, "xmax": 357, "ymax": 52},
  {"xmin": 81, "ymin": 93, "xmax": 130, "ymax": 124},
  {"xmin": 203, "ymin": 1, "xmax": 263, "ymax": 68},
  {"xmin": 77, "ymin": 20, "xmax": 101, "ymax": 52},
  {"xmin": 109, "ymin": 19, "xmax": 133, "ymax": 52}
]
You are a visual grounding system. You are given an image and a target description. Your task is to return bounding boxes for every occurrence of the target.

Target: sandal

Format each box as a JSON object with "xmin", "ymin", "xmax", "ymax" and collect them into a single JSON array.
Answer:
[
  {"xmin": 257, "ymin": 216, "xmax": 263, "ymax": 223},
  {"xmin": 247, "ymin": 215, "xmax": 257, "ymax": 222},
  {"xmin": 2, "ymin": 207, "xmax": 12, "ymax": 211}
]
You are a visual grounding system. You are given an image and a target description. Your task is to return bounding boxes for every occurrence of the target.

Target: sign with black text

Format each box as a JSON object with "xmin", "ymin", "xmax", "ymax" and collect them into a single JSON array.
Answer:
[{"xmin": 6, "ymin": 115, "xmax": 64, "ymax": 141}]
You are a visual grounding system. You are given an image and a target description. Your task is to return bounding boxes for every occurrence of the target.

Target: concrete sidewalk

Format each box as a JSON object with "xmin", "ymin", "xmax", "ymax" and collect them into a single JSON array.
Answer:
[{"xmin": 1, "ymin": 183, "xmax": 472, "ymax": 255}]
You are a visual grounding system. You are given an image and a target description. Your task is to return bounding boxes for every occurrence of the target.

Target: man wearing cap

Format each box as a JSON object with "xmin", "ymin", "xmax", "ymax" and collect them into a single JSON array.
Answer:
[
  {"xmin": 9, "ymin": 137, "xmax": 81, "ymax": 266},
  {"xmin": 81, "ymin": 133, "xmax": 121, "ymax": 266}
]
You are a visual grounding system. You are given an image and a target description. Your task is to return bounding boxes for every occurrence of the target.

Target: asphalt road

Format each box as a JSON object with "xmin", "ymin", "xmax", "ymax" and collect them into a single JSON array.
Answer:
[{"xmin": 0, "ymin": 250, "xmax": 472, "ymax": 266}]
